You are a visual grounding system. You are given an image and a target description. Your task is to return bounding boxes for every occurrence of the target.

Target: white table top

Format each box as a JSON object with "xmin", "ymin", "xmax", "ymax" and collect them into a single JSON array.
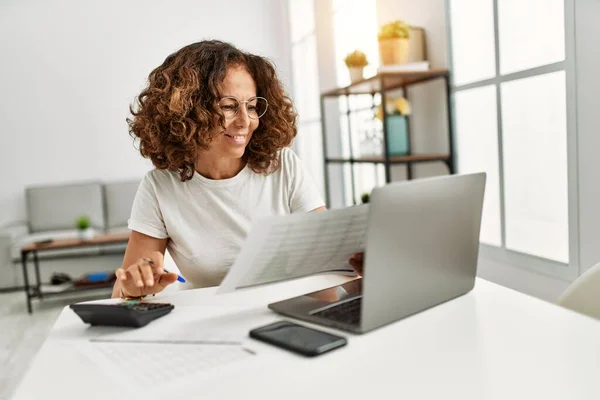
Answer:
[{"xmin": 12, "ymin": 275, "xmax": 600, "ymax": 400}]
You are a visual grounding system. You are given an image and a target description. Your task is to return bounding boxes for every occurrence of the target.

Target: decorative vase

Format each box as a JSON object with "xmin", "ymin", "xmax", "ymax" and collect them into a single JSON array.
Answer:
[
  {"xmin": 385, "ymin": 115, "xmax": 410, "ymax": 155},
  {"xmin": 378, "ymin": 38, "xmax": 410, "ymax": 65},
  {"xmin": 78, "ymin": 228, "xmax": 94, "ymax": 241},
  {"xmin": 348, "ymin": 66, "xmax": 364, "ymax": 83}
]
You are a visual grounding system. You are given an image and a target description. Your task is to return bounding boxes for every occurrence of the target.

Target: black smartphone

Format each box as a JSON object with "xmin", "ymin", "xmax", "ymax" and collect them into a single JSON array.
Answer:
[{"xmin": 249, "ymin": 320, "xmax": 347, "ymax": 357}]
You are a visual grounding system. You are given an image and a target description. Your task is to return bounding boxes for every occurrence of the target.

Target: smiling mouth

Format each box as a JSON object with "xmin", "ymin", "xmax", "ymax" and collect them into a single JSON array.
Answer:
[{"xmin": 225, "ymin": 134, "xmax": 247, "ymax": 139}]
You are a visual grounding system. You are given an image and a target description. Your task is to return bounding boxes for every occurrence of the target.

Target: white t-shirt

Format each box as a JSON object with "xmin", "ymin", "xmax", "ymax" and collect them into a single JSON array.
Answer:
[{"xmin": 127, "ymin": 147, "xmax": 325, "ymax": 289}]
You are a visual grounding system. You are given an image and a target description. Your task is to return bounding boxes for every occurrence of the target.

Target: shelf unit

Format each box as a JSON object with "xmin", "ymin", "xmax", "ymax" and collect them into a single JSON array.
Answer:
[
  {"xmin": 20, "ymin": 232, "xmax": 129, "ymax": 313},
  {"xmin": 319, "ymin": 69, "xmax": 454, "ymax": 206}
]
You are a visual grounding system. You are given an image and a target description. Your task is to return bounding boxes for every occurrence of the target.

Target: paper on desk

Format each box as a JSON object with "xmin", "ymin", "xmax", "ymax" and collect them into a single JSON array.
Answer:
[
  {"xmin": 218, "ymin": 204, "xmax": 369, "ymax": 294},
  {"xmin": 91, "ymin": 305, "xmax": 275, "ymax": 345},
  {"xmin": 78, "ymin": 306, "xmax": 280, "ymax": 396},
  {"xmin": 77, "ymin": 341, "xmax": 254, "ymax": 396}
]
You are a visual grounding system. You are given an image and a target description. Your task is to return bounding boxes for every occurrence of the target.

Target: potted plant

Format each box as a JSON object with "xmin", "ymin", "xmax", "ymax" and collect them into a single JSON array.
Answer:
[
  {"xmin": 75, "ymin": 216, "xmax": 94, "ymax": 241},
  {"xmin": 377, "ymin": 20, "xmax": 411, "ymax": 65},
  {"xmin": 344, "ymin": 50, "xmax": 369, "ymax": 83},
  {"xmin": 361, "ymin": 192, "xmax": 370, "ymax": 204}
]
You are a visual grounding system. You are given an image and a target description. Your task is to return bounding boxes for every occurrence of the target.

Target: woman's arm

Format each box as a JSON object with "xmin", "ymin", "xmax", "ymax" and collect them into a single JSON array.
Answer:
[{"xmin": 111, "ymin": 231, "xmax": 169, "ymax": 298}]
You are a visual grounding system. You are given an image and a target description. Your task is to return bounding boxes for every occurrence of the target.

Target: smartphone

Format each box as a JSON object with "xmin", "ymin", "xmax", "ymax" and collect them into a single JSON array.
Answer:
[{"xmin": 249, "ymin": 320, "xmax": 347, "ymax": 357}]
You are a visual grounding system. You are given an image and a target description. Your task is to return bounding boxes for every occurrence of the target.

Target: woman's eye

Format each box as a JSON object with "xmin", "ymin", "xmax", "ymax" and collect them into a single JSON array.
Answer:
[
  {"xmin": 247, "ymin": 105, "xmax": 257, "ymax": 111},
  {"xmin": 221, "ymin": 105, "xmax": 235, "ymax": 111}
]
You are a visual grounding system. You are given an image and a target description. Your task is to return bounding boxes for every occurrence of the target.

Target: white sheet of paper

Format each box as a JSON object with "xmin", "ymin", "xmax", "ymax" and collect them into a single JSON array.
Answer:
[
  {"xmin": 77, "ymin": 341, "xmax": 254, "ymax": 396},
  {"xmin": 90, "ymin": 306, "xmax": 275, "ymax": 345},
  {"xmin": 218, "ymin": 204, "xmax": 369, "ymax": 294}
]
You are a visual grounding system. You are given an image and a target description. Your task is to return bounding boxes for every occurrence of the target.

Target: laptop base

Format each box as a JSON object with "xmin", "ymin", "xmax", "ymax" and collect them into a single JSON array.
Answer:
[{"xmin": 268, "ymin": 279, "xmax": 365, "ymax": 334}]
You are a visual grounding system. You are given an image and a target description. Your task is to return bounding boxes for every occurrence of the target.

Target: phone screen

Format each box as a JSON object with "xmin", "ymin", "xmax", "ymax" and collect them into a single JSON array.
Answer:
[{"xmin": 250, "ymin": 321, "xmax": 347, "ymax": 356}]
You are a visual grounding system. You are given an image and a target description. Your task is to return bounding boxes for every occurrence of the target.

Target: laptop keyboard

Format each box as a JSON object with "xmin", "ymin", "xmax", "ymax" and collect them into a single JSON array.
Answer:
[{"xmin": 312, "ymin": 297, "xmax": 362, "ymax": 326}]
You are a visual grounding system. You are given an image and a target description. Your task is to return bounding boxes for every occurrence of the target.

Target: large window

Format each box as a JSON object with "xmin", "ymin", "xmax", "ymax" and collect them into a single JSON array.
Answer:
[
  {"xmin": 331, "ymin": 0, "xmax": 381, "ymax": 206},
  {"xmin": 287, "ymin": 0, "xmax": 324, "ymax": 197},
  {"xmin": 449, "ymin": 0, "xmax": 568, "ymax": 263},
  {"xmin": 287, "ymin": 0, "xmax": 381, "ymax": 207}
]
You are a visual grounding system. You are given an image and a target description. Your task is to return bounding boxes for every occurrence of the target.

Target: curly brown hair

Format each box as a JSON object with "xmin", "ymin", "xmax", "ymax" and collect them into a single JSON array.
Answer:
[{"xmin": 127, "ymin": 40, "xmax": 298, "ymax": 181}]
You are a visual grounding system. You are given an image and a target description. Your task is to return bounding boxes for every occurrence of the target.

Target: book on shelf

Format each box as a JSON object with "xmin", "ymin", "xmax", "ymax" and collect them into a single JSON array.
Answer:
[{"xmin": 378, "ymin": 61, "xmax": 430, "ymax": 73}]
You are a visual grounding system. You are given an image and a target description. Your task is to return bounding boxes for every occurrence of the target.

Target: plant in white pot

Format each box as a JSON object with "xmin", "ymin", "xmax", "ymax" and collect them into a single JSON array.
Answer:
[
  {"xmin": 75, "ymin": 216, "xmax": 94, "ymax": 241},
  {"xmin": 344, "ymin": 50, "xmax": 369, "ymax": 83},
  {"xmin": 378, "ymin": 20, "xmax": 411, "ymax": 65}
]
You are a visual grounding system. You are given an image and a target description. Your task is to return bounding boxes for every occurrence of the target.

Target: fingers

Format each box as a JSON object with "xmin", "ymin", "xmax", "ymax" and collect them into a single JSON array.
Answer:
[
  {"xmin": 348, "ymin": 252, "xmax": 363, "ymax": 266},
  {"xmin": 349, "ymin": 252, "xmax": 364, "ymax": 275},
  {"xmin": 115, "ymin": 252, "xmax": 172, "ymax": 296},
  {"xmin": 128, "ymin": 261, "xmax": 145, "ymax": 288},
  {"xmin": 148, "ymin": 251, "xmax": 164, "ymax": 274},
  {"xmin": 115, "ymin": 268, "xmax": 127, "ymax": 281},
  {"xmin": 138, "ymin": 259, "xmax": 154, "ymax": 286},
  {"xmin": 157, "ymin": 272, "xmax": 178, "ymax": 287},
  {"xmin": 349, "ymin": 257, "xmax": 361, "ymax": 270}
]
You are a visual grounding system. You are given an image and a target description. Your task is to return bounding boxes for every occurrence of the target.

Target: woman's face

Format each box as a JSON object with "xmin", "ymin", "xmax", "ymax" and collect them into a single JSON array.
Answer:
[{"xmin": 211, "ymin": 66, "xmax": 260, "ymax": 159}]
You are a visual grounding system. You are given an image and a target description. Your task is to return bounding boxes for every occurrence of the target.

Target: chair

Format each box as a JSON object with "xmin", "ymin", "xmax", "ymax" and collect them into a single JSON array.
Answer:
[{"xmin": 557, "ymin": 262, "xmax": 600, "ymax": 320}]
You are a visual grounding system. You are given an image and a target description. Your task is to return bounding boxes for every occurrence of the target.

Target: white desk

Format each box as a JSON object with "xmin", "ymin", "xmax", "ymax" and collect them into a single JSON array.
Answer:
[{"xmin": 12, "ymin": 275, "xmax": 600, "ymax": 400}]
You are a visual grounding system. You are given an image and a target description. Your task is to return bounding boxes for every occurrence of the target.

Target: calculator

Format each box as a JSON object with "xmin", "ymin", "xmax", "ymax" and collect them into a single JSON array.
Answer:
[{"xmin": 70, "ymin": 301, "xmax": 174, "ymax": 328}]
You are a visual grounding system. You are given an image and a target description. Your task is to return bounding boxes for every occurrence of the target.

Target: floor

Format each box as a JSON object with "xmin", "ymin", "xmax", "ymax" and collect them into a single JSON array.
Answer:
[{"xmin": 0, "ymin": 290, "xmax": 109, "ymax": 400}]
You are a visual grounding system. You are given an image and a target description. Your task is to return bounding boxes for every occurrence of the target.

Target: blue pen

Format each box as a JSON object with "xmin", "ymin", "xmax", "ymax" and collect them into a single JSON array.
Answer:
[
  {"xmin": 142, "ymin": 257, "xmax": 186, "ymax": 283},
  {"xmin": 164, "ymin": 269, "xmax": 186, "ymax": 283}
]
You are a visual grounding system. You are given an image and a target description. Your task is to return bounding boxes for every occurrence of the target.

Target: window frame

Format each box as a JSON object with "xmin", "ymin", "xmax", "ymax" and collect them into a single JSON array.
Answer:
[{"xmin": 446, "ymin": 0, "xmax": 579, "ymax": 282}]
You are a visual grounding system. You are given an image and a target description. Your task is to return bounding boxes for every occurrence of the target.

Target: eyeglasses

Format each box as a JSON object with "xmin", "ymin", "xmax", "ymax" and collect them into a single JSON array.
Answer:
[{"xmin": 218, "ymin": 96, "xmax": 268, "ymax": 120}]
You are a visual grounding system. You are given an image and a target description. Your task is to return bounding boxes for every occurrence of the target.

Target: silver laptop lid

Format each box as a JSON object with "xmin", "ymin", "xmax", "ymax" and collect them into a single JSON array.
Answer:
[{"xmin": 360, "ymin": 172, "xmax": 486, "ymax": 332}]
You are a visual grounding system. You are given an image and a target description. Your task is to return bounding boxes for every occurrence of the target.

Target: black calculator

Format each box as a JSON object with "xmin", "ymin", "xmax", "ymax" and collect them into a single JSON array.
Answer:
[{"xmin": 70, "ymin": 301, "xmax": 174, "ymax": 328}]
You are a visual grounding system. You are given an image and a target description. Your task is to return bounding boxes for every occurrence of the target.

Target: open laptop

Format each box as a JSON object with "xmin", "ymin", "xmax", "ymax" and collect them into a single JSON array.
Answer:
[{"xmin": 268, "ymin": 172, "xmax": 486, "ymax": 334}]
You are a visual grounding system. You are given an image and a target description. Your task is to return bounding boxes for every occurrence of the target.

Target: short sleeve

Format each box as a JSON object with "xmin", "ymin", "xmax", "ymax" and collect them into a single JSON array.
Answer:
[
  {"xmin": 283, "ymin": 148, "xmax": 326, "ymax": 213},
  {"xmin": 127, "ymin": 172, "xmax": 169, "ymax": 239}
]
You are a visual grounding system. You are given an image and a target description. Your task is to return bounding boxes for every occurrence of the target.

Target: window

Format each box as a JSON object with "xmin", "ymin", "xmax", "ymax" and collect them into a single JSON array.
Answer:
[
  {"xmin": 287, "ymin": 0, "xmax": 324, "ymax": 197},
  {"xmin": 287, "ymin": 0, "xmax": 381, "ymax": 207},
  {"xmin": 448, "ymin": 0, "xmax": 568, "ymax": 263},
  {"xmin": 331, "ymin": 0, "xmax": 381, "ymax": 205}
]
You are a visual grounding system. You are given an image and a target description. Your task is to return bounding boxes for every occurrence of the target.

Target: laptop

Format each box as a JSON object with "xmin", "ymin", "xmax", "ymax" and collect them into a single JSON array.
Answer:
[{"xmin": 268, "ymin": 172, "xmax": 486, "ymax": 334}]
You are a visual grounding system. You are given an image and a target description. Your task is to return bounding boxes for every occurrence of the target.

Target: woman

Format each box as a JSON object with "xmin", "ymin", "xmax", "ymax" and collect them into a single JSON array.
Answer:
[{"xmin": 112, "ymin": 40, "xmax": 362, "ymax": 300}]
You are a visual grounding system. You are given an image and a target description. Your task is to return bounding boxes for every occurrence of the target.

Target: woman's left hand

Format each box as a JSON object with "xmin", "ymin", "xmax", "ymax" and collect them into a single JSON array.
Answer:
[{"xmin": 348, "ymin": 252, "xmax": 364, "ymax": 275}]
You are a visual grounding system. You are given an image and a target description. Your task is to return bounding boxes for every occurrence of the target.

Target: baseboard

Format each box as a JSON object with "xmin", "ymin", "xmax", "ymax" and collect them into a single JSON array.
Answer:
[{"xmin": 477, "ymin": 257, "xmax": 570, "ymax": 303}]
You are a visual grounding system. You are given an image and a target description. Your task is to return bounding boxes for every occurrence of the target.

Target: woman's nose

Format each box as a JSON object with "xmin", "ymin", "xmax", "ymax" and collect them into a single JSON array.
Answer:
[{"xmin": 234, "ymin": 105, "xmax": 250, "ymax": 127}]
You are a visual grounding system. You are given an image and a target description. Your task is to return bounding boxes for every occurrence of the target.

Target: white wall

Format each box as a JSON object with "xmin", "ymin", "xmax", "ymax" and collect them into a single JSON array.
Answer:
[
  {"xmin": 376, "ymin": 0, "xmax": 450, "ymax": 181},
  {"xmin": 314, "ymin": 0, "xmax": 347, "ymax": 209},
  {"xmin": 0, "ymin": 0, "xmax": 291, "ymax": 227}
]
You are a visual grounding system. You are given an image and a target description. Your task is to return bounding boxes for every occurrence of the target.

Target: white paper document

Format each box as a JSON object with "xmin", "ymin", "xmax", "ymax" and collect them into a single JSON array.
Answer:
[
  {"xmin": 218, "ymin": 204, "xmax": 369, "ymax": 294},
  {"xmin": 77, "ymin": 307, "xmax": 280, "ymax": 396},
  {"xmin": 90, "ymin": 306, "xmax": 272, "ymax": 345},
  {"xmin": 78, "ymin": 341, "xmax": 254, "ymax": 394}
]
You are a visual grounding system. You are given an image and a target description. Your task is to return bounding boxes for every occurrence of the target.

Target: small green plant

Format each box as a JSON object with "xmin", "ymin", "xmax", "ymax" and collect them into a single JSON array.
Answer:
[
  {"xmin": 361, "ymin": 192, "xmax": 370, "ymax": 204},
  {"xmin": 344, "ymin": 50, "xmax": 369, "ymax": 68},
  {"xmin": 378, "ymin": 20, "xmax": 411, "ymax": 41},
  {"xmin": 75, "ymin": 216, "xmax": 90, "ymax": 230}
]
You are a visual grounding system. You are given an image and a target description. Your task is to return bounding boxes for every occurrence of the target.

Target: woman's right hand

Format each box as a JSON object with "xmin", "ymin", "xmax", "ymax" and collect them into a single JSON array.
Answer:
[{"xmin": 114, "ymin": 251, "xmax": 179, "ymax": 298}]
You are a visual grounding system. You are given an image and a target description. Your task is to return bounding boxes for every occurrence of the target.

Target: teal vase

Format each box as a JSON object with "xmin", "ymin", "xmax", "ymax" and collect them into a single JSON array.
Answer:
[{"xmin": 385, "ymin": 115, "xmax": 410, "ymax": 155}]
